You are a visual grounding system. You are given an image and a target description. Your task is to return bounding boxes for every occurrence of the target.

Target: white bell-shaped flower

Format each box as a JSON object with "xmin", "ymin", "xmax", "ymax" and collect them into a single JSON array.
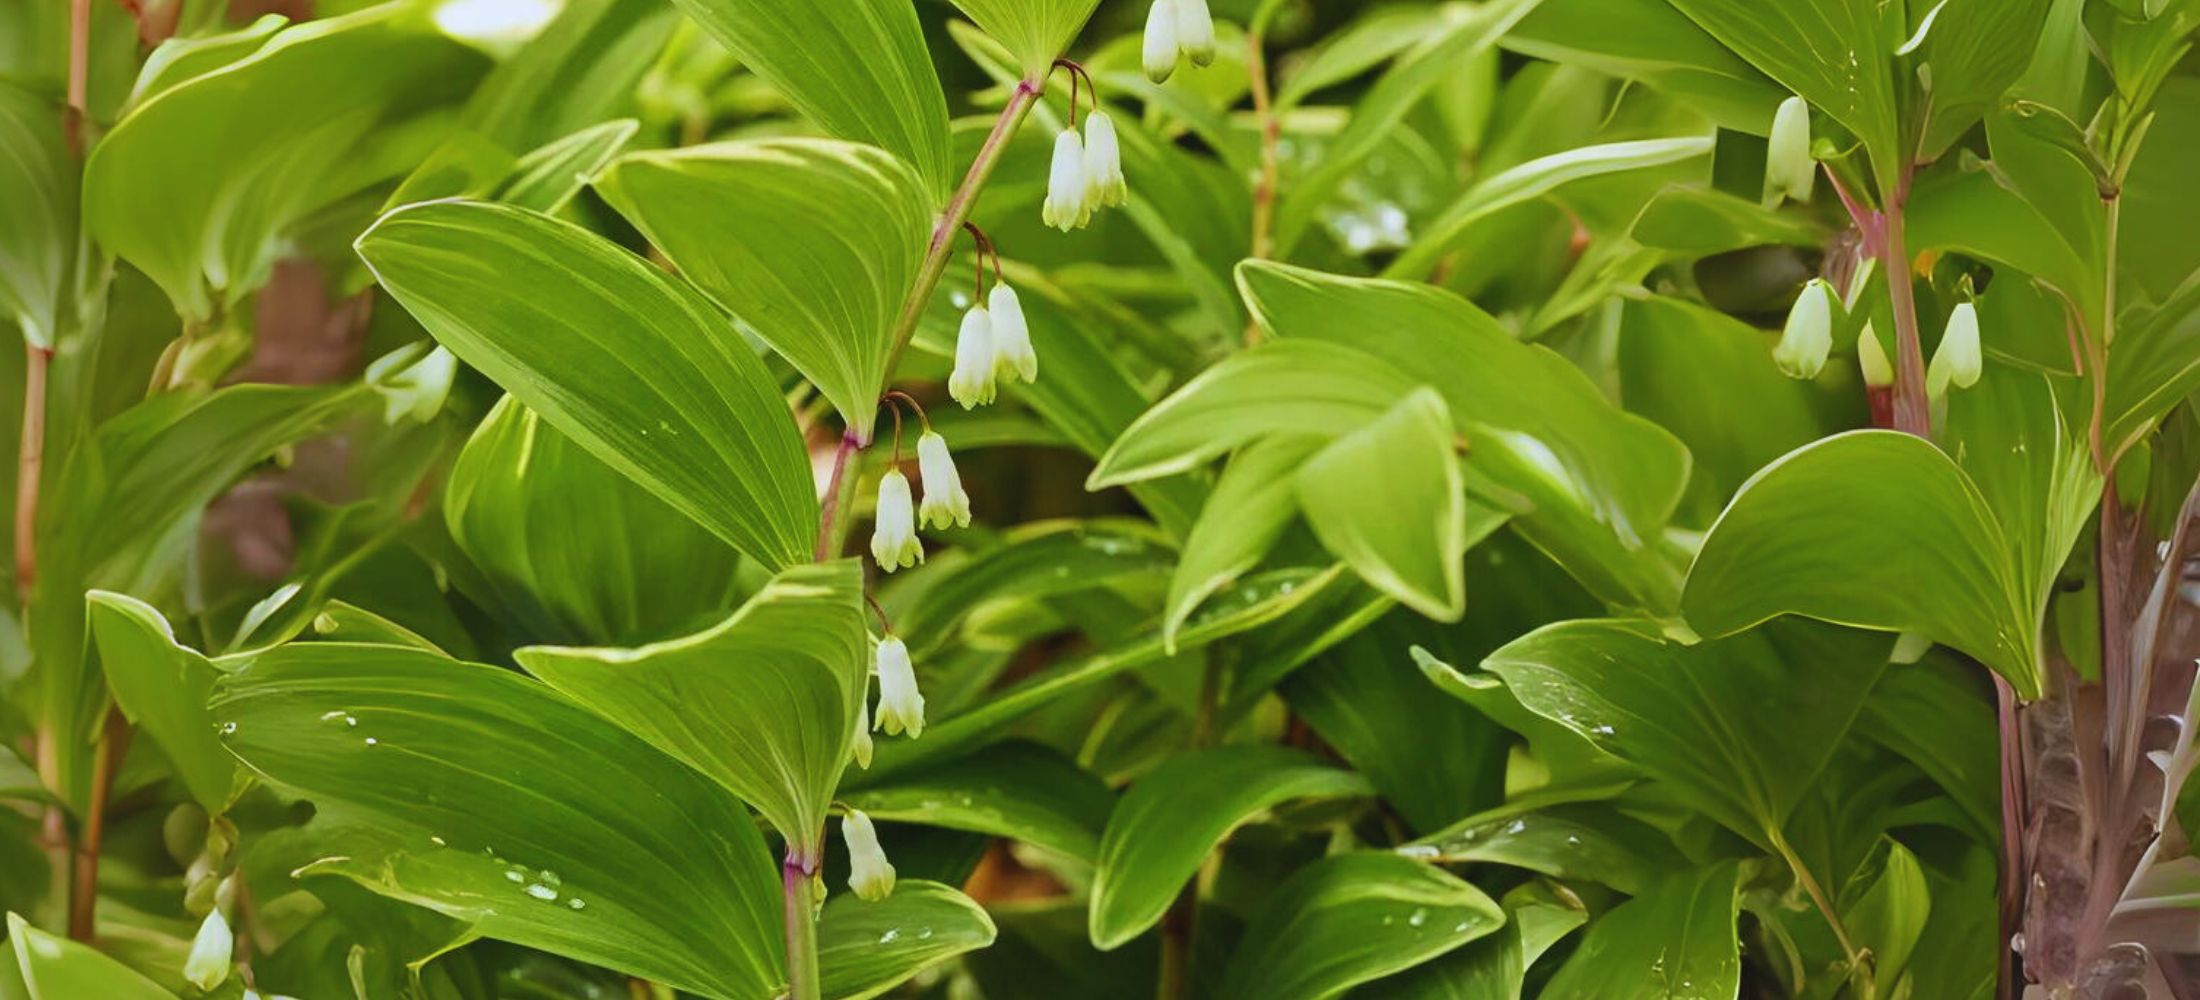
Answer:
[
  {"xmin": 1927, "ymin": 302, "xmax": 1983, "ymax": 397},
  {"xmin": 1083, "ymin": 110, "xmax": 1126, "ymax": 208},
  {"xmin": 1858, "ymin": 321, "xmax": 1895, "ymax": 388},
  {"xmin": 1774, "ymin": 279, "xmax": 1835, "ymax": 379},
  {"xmin": 184, "ymin": 910, "xmax": 234, "ymax": 991},
  {"xmin": 1177, "ymin": 0, "xmax": 1216, "ymax": 67},
  {"xmin": 869, "ymin": 470, "xmax": 923, "ymax": 571},
  {"xmin": 988, "ymin": 284, "xmax": 1038, "ymax": 384},
  {"xmin": 873, "ymin": 636, "xmax": 925, "ymax": 738},
  {"xmin": 842, "ymin": 809, "xmax": 896, "ymax": 902},
  {"xmin": 949, "ymin": 304, "xmax": 997, "ymax": 408},
  {"xmin": 915, "ymin": 432, "xmax": 972, "ymax": 529},
  {"xmin": 1765, "ymin": 95, "xmax": 1814, "ymax": 205},
  {"xmin": 852, "ymin": 697, "xmax": 874, "ymax": 769},
  {"xmin": 1042, "ymin": 128, "xmax": 1092, "ymax": 231},
  {"xmin": 1143, "ymin": 0, "xmax": 1181, "ymax": 83}
]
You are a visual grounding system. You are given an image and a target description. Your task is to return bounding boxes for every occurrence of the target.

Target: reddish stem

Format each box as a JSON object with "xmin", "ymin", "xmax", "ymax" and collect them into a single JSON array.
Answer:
[{"xmin": 814, "ymin": 432, "xmax": 862, "ymax": 563}]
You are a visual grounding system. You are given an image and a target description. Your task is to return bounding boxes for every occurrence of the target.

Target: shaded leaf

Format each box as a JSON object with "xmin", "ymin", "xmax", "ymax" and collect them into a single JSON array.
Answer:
[
  {"xmin": 1218, "ymin": 853, "xmax": 1505, "ymax": 1000},
  {"xmin": 1539, "ymin": 862, "xmax": 1744, "ymax": 998},
  {"xmin": 817, "ymin": 881, "xmax": 997, "ymax": 1000},
  {"xmin": 840, "ymin": 742, "xmax": 1113, "ymax": 863},
  {"xmin": 4, "ymin": 912, "xmax": 171, "ymax": 1000},
  {"xmin": 85, "ymin": 592, "xmax": 235, "ymax": 813}
]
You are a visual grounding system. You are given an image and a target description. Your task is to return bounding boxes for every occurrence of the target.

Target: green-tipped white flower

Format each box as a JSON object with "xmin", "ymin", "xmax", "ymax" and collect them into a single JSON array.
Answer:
[
  {"xmin": 842, "ymin": 809, "xmax": 896, "ymax": 902},
  {"xmin": 1927, "ymin": 301, "xmax": 1982, "ymax": 397},
  {"xmin": 1774, "ymin": 279, "xmax": 1836, "ymax": 379},
  {"xmin": 1765, "ymin": 96, "xmax": 1814, "ymax": 205},
  {"xmin": 1177, "ymin": 0, "xmax": 1216, "ymax": 67},
  {"xmin": 1858, "ymin": 321, "xmax": 1895, "ymax": 387},
  {"xmin": 1083, "ymin": 110, "xmax": 1127, "ymax": 208},
  {"xmin": 1042, "ymin": 129, "xmax": 1092, "ymax": 231},
  {"xmin": 873, "ymin": 636, "xmax": 924, "ymax": 738},
  {"xmin": 988, "ymin": 284, "xmax": 1038, "ymax": 383},
  {"xmin": 184, "ymin": 910, "xmax": 234, "ymax": 991},
  {"xmin": 1143, "ymin": 0, "xmax": 1182, "ymax": 83},
  {"xmin": 366, "ymin": 344, "xmax": 458, "ymax": 425},
  {"xmin": 870, "ymin": 470, "xmax": 923, "ymax": 571},
  {"xmin": 852, "ymin": 697, "xmax": 874, "ymax": 769},
  {"xmin": 916, "ymin": 431, "xmax": 971, "ymax": 529},
  {"xmin": 949, "ymin": 305, "xmax": 997, "ymax": 408}
]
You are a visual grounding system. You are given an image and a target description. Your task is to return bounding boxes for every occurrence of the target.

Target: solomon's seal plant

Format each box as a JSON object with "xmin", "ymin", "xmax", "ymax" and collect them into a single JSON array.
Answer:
[{"xmin": 5, "ymin": 0, "xmax": 2200, "ymax": 999}]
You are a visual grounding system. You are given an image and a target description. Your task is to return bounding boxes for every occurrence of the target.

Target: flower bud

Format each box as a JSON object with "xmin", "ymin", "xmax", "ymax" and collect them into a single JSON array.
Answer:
[
  {"xmin": 1857, "ymin": 321, "xmax": 1895, "ymax": 388},
  {"xmin": 1773, "ymin": 279, "xmax": 1835, "ymax": 379},
  {"xmin": 852, "ymin": 697, "xmax": 874, "ymax": 769},
  {"xmin": 1927, "ymin": 301, "xmax": 1982, "ymax": 396},
  {"xmin": 873, "ymin": 636, "xmax": 924, "ymax": 738},
  {"xmin": 949, "ymin": 305, "xmax": 997, "ymax": 408},
  {"xmin": 184, "ymin": 910, "xmax": 234, "ymax": 991},
  {"xmin": 366, "ymin": 344, "xmax": 458, "ymax": 425},
  {"xmin": 1083, "ymin": 110, "xmax": 1127, "ymax": 209},
  {"xmin": 869, "ymin": 470, "xmax": 923, "ymax": 571},
  {"xmin": 842, "ymin": 810, "xmax": 896, "ymax": 902},
  {"xmin": 1143, "ymin": 0, "xmax": 1181, "ymax": 83},
  {"xmin": 1177, "ymin": 0, "xmax": 1216, "ymax": 67},
  {"xmin": 915, "ymin": 431, "xmax": 971, "ymax": 530},
  {"xmin": 988, "ymin": 284, "xmax": 1038, "ymax": 384},
  {"xmin": 1042, "ymin": 128, "xmax": 1092, "ymax": 231},
  {"xmin": 1765, "ymin": 96, "xmax": 1814, "ymax": 205}
]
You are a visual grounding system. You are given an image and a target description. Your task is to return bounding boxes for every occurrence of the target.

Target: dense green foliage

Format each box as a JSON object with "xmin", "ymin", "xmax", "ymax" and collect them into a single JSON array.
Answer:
[{"xmin": 4, "ymin": 0, "xmax": 2199, "ymax": 997}]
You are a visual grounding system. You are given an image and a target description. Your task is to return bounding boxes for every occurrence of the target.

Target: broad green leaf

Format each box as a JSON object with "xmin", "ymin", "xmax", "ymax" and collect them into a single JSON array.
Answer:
[
  {"xmin": 666, "ymin": 0, "xmax": 951, "ymax": 194},
  {"xmin": 4, "ymin": 912, "xmax": 171, "ymax": 1000},
  {"xmin": 1217, "ymin": 853, "xmax": 1505, "ymax": 1000},
  {"xmin": 1407, "ymin": 802, "xmax": 1678, "ymax": 895},
  {"xmin": 2107, "ymin": 279, "xmax": 2200, "ymax": 462},
  {"xmin": 498, "ymin": 119, "xmax": 639, "ymax": 213},
  {"xmin": 84, "ymin": 593, "xmax": 235, "ymax": 813},
  {"xmin": 0, "ymin": 81, "xmax": 72, "ymax": 349},
  {"xmin": 356, "ymin": 199, "xmax": 817, "ymax": 569},
  {"xmin": 891, "ymin": 520, "xmax": 1173, "ymax": 658},
  {"xmin": 1274, "ymin": 0, "xmax": 1543, "ymax": 254},
  {"xmin": 1164, "ymin": 436, "xmax": 1322, "ymax": 648},
  {"xmin": 212, "ymin": 643, "xmax": 785, "ymax": 1000},
  {"xmin": 1277, "ymin": 7, "xmax": 1446, "ymax": 110},
  {"xmin": 1863, "ymin": 658, "xmax": 1999, "ymax": 838},
  {"xmin": 1090, "ymin": 746, "xmax": 1372, "ymax": 949},
  {"xmin": 842, "ymin": 742, "xmax": 1112, "ymax": 863},
  {"xmin": 1683, "ymin": 430, "xmax": 2042, "ymax": 697},
  {"xmin": 127, "ymin": 15, "xmax": 287, "ymax": 107},
  {"xmin": 1503, "ymin": 0, "xmax": 1784, "ymax": 130},
  {"xmin": 1087, "ymin": 339, "xmax": 1411, "ymax": 488},
  {"xmin": 1628, "ymin": 186, "xmax": 1827, "ymax": 256},
  {"xmin": 1907, "ymin": 167, "xmax": 2091, "ymax": 311},
  {"xmin": 598, "ymin": 139, "xmax": 931, "ymax": 441},
  {"xmin": 83, "ymin": 4, "xmax": 485, "ymax": 318},
  {"xmin": 1361, "ymin": 880, "xmax": 1587, "ymax": 1000},
  {"xmin": 460, "ymin": 0, "xmax": 676, "ymax": 150},
  {"xmin": 943, "ymin": 0, "xmax": 1100, "ymax": 78},
  {"xmin": 1482, "ymin": 618, "xmax": 1891, "ymax": 848},
  {"xmin": 1539, "ymin": 863, "xmax": 1744, "ymax": 999},
  {"xmin": 1845, "ymin": 839, "xmax": 1931, "ymax": 990},
  {"xmin": 1297, "ymin": 389, "xmax": 1480, "ymax": 620},
  {"xmin": 817, "ymin": 881, "xmax": 998, "ymax": 1000},
  {"xmin": 445, "ymin": 395, "xmax": 742, "ymax": 646},
  {"xmin": 1384, "ymin": 137, "xmax": 1713, "ymax": 279},
  {"xmin": 1665, "ymin": 0, "xmax": 1904, "ymax": 191},
  {"xmin": 1914, "ymin": 0, "xmax": 2054, "ymax": 156},
  {"xmin": 518, "ymin": 561, "xmax": 867, "ymax": 849}
]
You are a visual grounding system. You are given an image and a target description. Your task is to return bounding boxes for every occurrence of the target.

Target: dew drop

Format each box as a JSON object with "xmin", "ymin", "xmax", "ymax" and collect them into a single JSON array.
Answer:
[
  {"xmin": 1395, "ymin": 845, "xmax": 1439, "ymax": 860},
  {"xmin": 567, "ymin": 898, "xmax": 586, "ymax": 910},
  {"xmin": 220, "ymin": 722, "xmax": 238, "ymax": 735},
  {"xmin": 1407, "ymin": 908, "xmax": 1427, "ymax": 927},
  {"xmin": 430, "ymin": 836, "xmax": 447, "ymax": 847},
  {"xmin": 524, "ymin": 883, "xmax": 558, "ymax": 901},
  {"xmin": 363, "ymin": 737, "xmax": 378, "ymax": 746},
  {"xmin": 504, "ymin": 869, "xmax": 526, "ymax": 883},
  {"xmin": 879, "ymin": 929, "xmax": 902, "ymax": 944},
  {"xmin": 537, "ymin": 869, "xmax": 561, "ymax": 887}
]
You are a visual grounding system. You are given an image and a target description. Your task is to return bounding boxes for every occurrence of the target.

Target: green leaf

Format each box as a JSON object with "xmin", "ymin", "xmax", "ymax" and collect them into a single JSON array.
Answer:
[
  {"xmin": 356, "ymin": 198, "xmax": 817, "ymax": 569},
  {"xmin": 1218, "ymin": 853, "xmax": 1505, "ymax": 1000},
  {"xmin": 84, "ymin": 593, "xmax": 235, "ymax": 813},
  {"xmin": 83, "ymin": 4, "xmax": 486, "ymax": 318},
  {"xmin": 1914, "ymin": 0, "xmax": 2054, "ymax": 156},
  {"xmin": 212, "ymin": 643, "xmax": 785, "ymax": 1000},
  {"xmin": 1087, "ymin": 339, "xmax": 1411, "ymax": 488},
  {"xmin": 1539, "ymin": 863, "xmax": 1744, "ymax": 999},
  {"xmin": 1383, "ymin": 137, "xmax": 1714, "ymax": 279},
  {"xmin": 942, "ymin": 0, "xmax": 1100, "ymax": 78},
  {"xmin": 1296, "ymin": 389, "xmax": 1480, "ymax": 620},
  {"xmin": 517, "ymin": 561, "xmax": 868, "ymax": 849},
  {"xmin": 1504, "ymin": 0, "xmax": 1785, "ymax": 130},
  {"xmin": 665, "ymin": 0, "xmax": 951, "ymax": 194},
  {"xmin": 842, "ymin": 742, "xmax": 1112, "ymax": 863},
  {"xmin": 1164, "ymin": 436, "xmax": 1321, "ymax": 648},
  {"xmin": 0, "ymin": 81, "xmax": 73, "ymax": 350},
  {"xmin": 817, "ymin": 881, "xmax": 998, "ymax": 1000},
  {"xmin": 1363, "ymin": 880, "xmax": 1588, "ymax": 1000},
  {"xmin": 1845, "ymin": 839, "xmax": 1931, "ymax": 990},
  {"xmin": 1863, "ymin": 658, "xmax": 1999, "ymax": 838},
  {"xmin": 1481, "ymin": 618, "xmax": 1890, "ymax": 848},
  {"xmin": 891, "ymin": 520, "xmax": 1174, "ymax": 658},
  {"xmin": 1090, "ymin": 746, "xmax": 1372, "ymax": 949},
  {"xmin": 1407, "ymin": 802, "xmax": 1679, "ymax": 896},
  {"xmin": 444, "ymin": 395, "xmax": 742, "ymax": 646},
  {"xmin": 598, "ymin": 139, "xmax": 932, "ymax": 441},
  {"xmin": 1683, "ymin": 430, "xmax": 2044, "ymax": 697},
  {"xmin": 4, "ymin": 912, "xmax": 172, "ymax": 1000},
  {"xmin": 497, "ymin": 119, "xmax": 639, "ymax": 214},
  {"xmin": 460, "ymin": 0, "xmax": 676, "ymax": 150}
]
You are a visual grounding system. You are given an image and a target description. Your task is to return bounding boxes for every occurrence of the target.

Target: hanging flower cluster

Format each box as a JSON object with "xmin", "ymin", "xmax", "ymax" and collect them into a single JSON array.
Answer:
[
  {"xmin": 949, "ymin": 224, "xmax": 1039, "ymax": 408},
  {"xmin": 1042, "ymin": 61, "xmax": 1127, "ymax": 232},
  {"xmin": 1142, "ymin": 0, "xmax": 1215, "ymax": 84},
  {"xmin": 870, "ymin": 391, "xmax": 970, "ymax": 572}
]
